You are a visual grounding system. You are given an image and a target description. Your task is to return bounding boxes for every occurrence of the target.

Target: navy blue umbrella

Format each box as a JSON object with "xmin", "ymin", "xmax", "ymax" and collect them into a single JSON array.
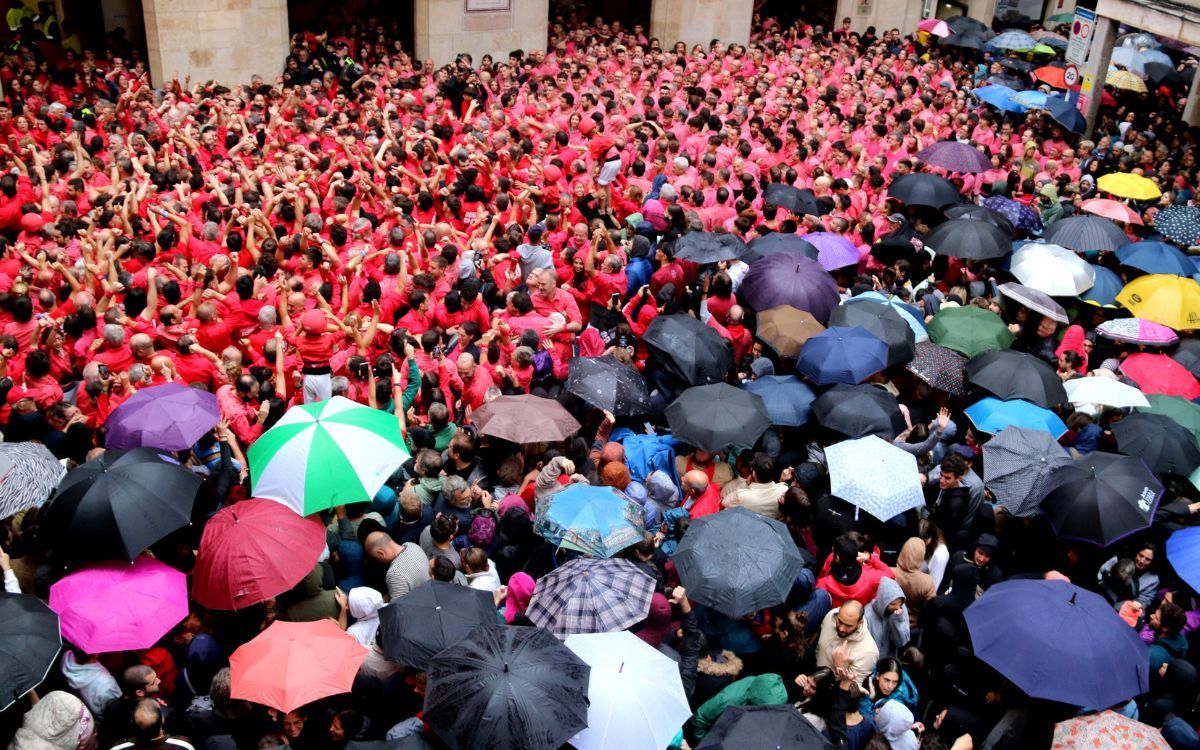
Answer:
[
  {"xmin": 739, "ymin": 255, "xmax": 841, "ymax": 324},
  {"xmin": 964, "ymin": 579, "xmax": 1149, "ymax": 707},
  {"xmin": 796, "ymin": 327, "xmax": 889, "ymax": 385},
  {"xmin": 742, "ymin": 376, "xmax": 816, "ymax": 427},
  {"xmin": 1117, "ymin": 240, "xmax": 1195, "ymax": 276},
  {"xmin": 1081, "ymin": 263, "xmax": 1124, "ymax": 306},
  {"xmin": 1044, "ymin": 94, "xmax": 1087, "ymax": 134}
]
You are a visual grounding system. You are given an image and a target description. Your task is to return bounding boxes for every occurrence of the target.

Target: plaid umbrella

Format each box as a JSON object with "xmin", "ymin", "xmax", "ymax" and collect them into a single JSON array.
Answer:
[
  {"xmin": 983, "ymin": 426, "xmax": 1072, "ymax": 516},
  {"xmin": 998, "ymin": 282, "xmax": 1068, "ymax": 324},
  {"xmin": 916, "ymin": 141, "xmax": 991, "ymax": 173},
  {"xmin": 826, "ymin": 436, "xmax": 926, "ymax": 521},
  {"xmin": 1052, "ymin": 711, "xmax": 1169, "ymax": 749},
  {"xmin": 989, "ymin": 29, "xmax": 1038, "ymax": 50},
  {"xmin": 1155, "ymin": 205, "xmax": 1200, "ymax": 246},
  {"xmin": 983, "ymin": 196, "xmax": 1043, "ymax": 233},
  {"xmin": 906, "ymin": 342, "xmax": 967, "ymax": 395},
  {"xmin": 1044, "ymin": 216, "xmax": 1130, "ymax": 254},
  {"xmin": 526, "ymin": 557, "xmax": 655, "ymax": 638},
  {"xmin": 1107, "ymin": 69, "xmax": 1149, "ymax": 92},
  {"xmin": 0, "ymin": 442, "xmax": 64, "ymax": 519}
]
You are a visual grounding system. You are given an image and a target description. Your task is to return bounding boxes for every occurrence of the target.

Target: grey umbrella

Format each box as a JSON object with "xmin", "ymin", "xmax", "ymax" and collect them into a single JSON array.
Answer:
[
  {"xmin": 1044, "ymin": 215, "xmax": 1130, "ymax": 254},
  {"xmin": 983, "ymin": 426, "xmax": 1072, "ymax": 516},
  {"xmin": 998, "ymin": 282, "xmax": 1068, "ymax": 324},
  {"xmin": 0, "ymin": 442, "xmax": 64, "ymax": 520}
]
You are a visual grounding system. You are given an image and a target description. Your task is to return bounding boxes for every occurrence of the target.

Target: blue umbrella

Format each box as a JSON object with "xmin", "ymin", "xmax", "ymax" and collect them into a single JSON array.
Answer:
[
  {"xmin": 1010, "ymin": 90, "xmax": 1049, "ymax": 109},
  {"xmin": 1081, "ymin": 263, "xmax": 1124, "ymax": 306},
  {"xmin": 534, "ymin": 484, "xmax": 647, "ymax": 558},
  {"xmin": 983, "ymin": 196, "xmax": 1043, "ymax": 233},
  {"xmin": 965, "ymin": 397, "xmax": 1067, "ymax": 437},
  {"xmin": 1116, "ymin": 240, "xmax": 1195, "ymax": 276},
  {"xmin": 742, "ymin": 376, "xmax": 815, "ymax": 427},
  {"xmin": 1167, "ymin": 527, "xmax": 1200, "ymax": 594},
  {"xmin": 973, "ymin": 84, "xmax": 1026, "ymax": 113},
  {"xmin": 964, "ymin": 579, "xmax": 1150, "ymax": 707},
  {"xmin": 796, "ymin": 326, "xmax": 889, "ymax": 385},
  {"xmin": 844, "ymin": 291, "xmax": 929, "ymax": 342}
]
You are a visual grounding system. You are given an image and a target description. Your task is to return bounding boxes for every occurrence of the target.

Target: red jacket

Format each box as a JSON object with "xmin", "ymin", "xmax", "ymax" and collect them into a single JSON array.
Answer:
[{"xmin": 815, "ymin": 553, "xmax": 895, "ymax": 607}]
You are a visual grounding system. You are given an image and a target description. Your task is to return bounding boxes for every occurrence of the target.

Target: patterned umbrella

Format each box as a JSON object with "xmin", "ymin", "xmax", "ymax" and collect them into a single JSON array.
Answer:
[
  {"xmin": 1080, "ymin": 198, "xmax": 1143, "ymax": 225},
  {"xmin": 1096, "ymin": 318, "xmax": 1180, "ymax": 346},
  {"xmin": 998, "ymin": 282, "xmax": 1068, "ymax": 324},
  {"xmin": 534, "ymin": 484, "xmax": 646, "ymax": 558},
  {"xmin": 989, "ymin": 29, "xmax": 1038, "ymax": 50},
  {"xmin": 755, "ymin": 305, "xmax": 825, "ymax": 358},
  {"xmin": 526, "ymin": 557, "xmax": 655, "ymax": 638},
  {"xmin": 983, "ymin": 426, "xmax": 1072, "ymax": 516},
  {"xmin": 1009, "ymin": 243, "xmax": 1095, "ymax": 296},
  {"xmin": 1052, "ymin": 711, "xmax": 1169, "ymax": 749},
  {"xmin": 1107, "ymin": 69, "xmax": 1149, "ymax": 92},
  {"xmin": 905, "ymin": 342, "xmax": 967, "ymax": 395},
  {"xmin": 1044, "ymin": 216, "xmax": 1131, "ymax": 254},
  {"xmin": 916, "ymin": 141, "xmax": 991, "ymax": 173},
  {"xmin": 1155, "ymin": 205, "xmax": 1200, "ymax": 246},
  {"xmin": 983, "ymin": 196, "xmax": 1043, "ymax": 232},
  {"xmin": 826, "ymin": 436, "xmax": 925, "ymax": 521},
  {"xmin": 0, "ymin": 442, "xmax": 64, "ymax": 520}
]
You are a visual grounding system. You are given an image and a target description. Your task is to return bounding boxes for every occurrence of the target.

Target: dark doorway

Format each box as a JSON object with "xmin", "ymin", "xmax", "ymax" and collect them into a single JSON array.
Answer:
[
  {"xmin": 287, "ymin": 0, "xmax": 414, "ymax": 58},
  {"xmin": 755, "ymin": 0, "xmax": 839, "ymax": 32},
  {"xmin": 548, "ymin": 0, "xmax": 650, "ymax": 38}
]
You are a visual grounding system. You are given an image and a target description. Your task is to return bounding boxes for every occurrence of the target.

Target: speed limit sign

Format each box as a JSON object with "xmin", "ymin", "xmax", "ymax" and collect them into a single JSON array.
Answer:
[{"xmin": 1064, "ymin": 64, "xmax": 1079, "ymax": 87}]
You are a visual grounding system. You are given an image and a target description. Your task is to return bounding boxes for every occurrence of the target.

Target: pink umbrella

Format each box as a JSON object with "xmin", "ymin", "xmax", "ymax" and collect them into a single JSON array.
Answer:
[
  {"xmin": 1121, "ymin": 353, "xmax": 1200, "ymax": 400},
  {"xmin": 1096, "ymin": 318, "xmax": 1180, "ymax": 346},
  {"xmin": 49, "ymin": 557, "xmax": 188, "ymax": 654},
  {"xmin": 1081, "ymin": 198, "xmax": 1144, "ymax": 225},
  {"xmin": 918, "ymin": 18, "xmax": 952, "ymax": 37}
]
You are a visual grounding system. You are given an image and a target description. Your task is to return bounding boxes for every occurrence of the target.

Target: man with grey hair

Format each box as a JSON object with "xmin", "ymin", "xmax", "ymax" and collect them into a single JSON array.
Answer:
[{"xmin": 91, "ymin": 323, "xmax": 134, "ymax": 373}]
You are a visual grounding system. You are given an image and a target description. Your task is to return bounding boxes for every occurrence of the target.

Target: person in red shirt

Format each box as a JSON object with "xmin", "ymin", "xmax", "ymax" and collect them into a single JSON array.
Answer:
[
  {"xmin": 817, "ymin": 535, "xmax": 897, "ymax": 608},
  {"xmin": 682, "ymin": 469, "xmax": 723, "ymax": 519},
  {"xmin": 455, "ymin": 352, "xmax": 495, "ymax": 418},
  {"xmin": 291, "ymin": 309, "xmax": 336, "ymax": 404}
]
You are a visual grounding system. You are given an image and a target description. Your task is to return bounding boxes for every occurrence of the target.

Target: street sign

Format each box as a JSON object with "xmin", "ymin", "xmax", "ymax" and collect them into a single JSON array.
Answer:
[
  {"xmin": 1063, "ymin": 64, "xmax": 1079, "ymax": 87},
  {"xmin": 1066, "ymin": 6, "xmax": 1096, "ymax": 66}
]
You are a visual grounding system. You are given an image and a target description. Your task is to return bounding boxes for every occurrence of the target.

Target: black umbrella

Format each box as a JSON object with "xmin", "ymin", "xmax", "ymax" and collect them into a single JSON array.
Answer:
[
  {"xmin": 1113, "ymin": 412, "xmax": 1200, "ymax": 476},
  {"xmin": 984, "ymin": 73, "xmax": 1030, "ymax": 90},
  {"xmin": 673, "ymin": 231, "xmax": 753, "ymax": 264},
  {"xmin": 673, "ymin": 507, "xmax": 806, "ymax": 618},
  {"xmin": 812, "ymin": 384, "xmax": 907, "ymax": 439},
  {"xmin": 0, "ymin": 593, "xmax": 60, "ymax": 712},
  {"xmin": 643, "ymin": 314, "xmax": 733, "ymax": 386},
  {"xmin": 347, "ymin": 738, "xmax": 434, "ymax": 750},
  {"xmin": 696, "ymin": 705, "xmax": 832, "ymax": 749},
  {"xmin": 923, "ymin": 218, "xmax": 1013, "ymax": 260},
  {"xmin": 1038, "ymin": 453, "xmax": 1163, "ymax": 547},
  {"xmin": 828, "ymin": 303, "xmax": 916, "ymax": 367},
  {"xmin": 42, "ymin": 448, "xmax": 201, "ymax": 562},
  {"xmin": 378, "ymin": 582, "xmax": 498, "ymax": 670},
  {"xmin": 423, "ymin": 625, "xmax": 590, "ymax": 750},
  {"xmin": 666, "ymin": 384, "xmax": 770, "ymax": 452},
  {"xmin": 943, "ymin": 31, "xmax": 988, "ymax": 48},
  {"xmin": 746, "ymin": 232, "xmax": 819, "ymax": 261},
  {"xmin": 947, "ymin": 15, "xmax": 990, "ymax": 34},
  {"xmin": 1044, "ymin": 215, "xmax": 1130, "ymax": 253},
  {"xmin": 763, "ymin": 183, "xmax": 821, "ymax": 216},
  {"xmin": 887, "ymin": 173, "xmax": 963, "ymax": 209},
  {"xmin": 1173, "ymin": 339, "xmax": 1200, "ymax": 378},
  {"xmin": 944, "ymin": 204, "xmax": 1017, "ymax": 236},
  {"xmin": 964, "ymin": 350, "xmax": 1068, "ymax": 408},
  {"xmin": 565, "ymin": 355, "xmax": 654, "ymax": 415}
]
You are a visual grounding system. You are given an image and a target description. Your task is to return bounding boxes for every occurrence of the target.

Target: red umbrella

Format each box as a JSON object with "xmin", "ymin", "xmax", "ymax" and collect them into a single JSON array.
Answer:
[
  {"xmin": 230, "ymin": 620, "xmax": 366, "ymax": 713},
  {"xmin": 1081, "ymin": 198, "xmax": 1144, "ymax": 225},
  {"xmin": 1033, "ymin": 66, "xmax": 1078, "ymax": 90},
  {"xmin": 192, "ymin": 499, "xmax": 327, "ymax": 611},
  {"xmin": 1121, "ymin": 353, "xmax": 1200, "ymax": 399}
]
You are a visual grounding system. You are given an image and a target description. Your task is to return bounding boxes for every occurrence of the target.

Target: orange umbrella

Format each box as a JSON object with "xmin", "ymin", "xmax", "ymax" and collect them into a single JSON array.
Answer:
[
  {"xmin": 1081, "ymin": 198, "xmax": 1144, "ymax": 225},
  {"xmin": 230, "ymin": 620, "xmax": 366, "ymax": 713},
  {"xmin": 1033, "ymin": 66, "xmax": 1079, "ymax": 90}
]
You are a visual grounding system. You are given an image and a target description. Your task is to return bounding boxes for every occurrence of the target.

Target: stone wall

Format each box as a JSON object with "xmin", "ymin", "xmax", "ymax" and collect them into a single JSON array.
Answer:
[
  {"xmin": 413, "ymin": 0, "xmax": 549, "ymax": 66},
  {"xmin": 649, "ymin": 0, "xmax": 752, "ymax": 49},
  {"xmin": 143, "ymin": 0, "xmax": 289, "ymax": 88}
]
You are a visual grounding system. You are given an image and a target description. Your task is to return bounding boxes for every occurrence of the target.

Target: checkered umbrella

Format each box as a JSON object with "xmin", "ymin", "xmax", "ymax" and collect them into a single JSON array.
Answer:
[
  {"xmin": 1155, "ymin": 205, "xmax": 1200, "ymax": 247},
  {"xmin": 916, "ymin": 141, "xmax": 991, "ymax": 173},
  {"xmin": 826, "ymin": 436, "xmax": 926, "ymax": 521},
  {"xmin": 526, "ymin": 557, "xmax": 655, "ymax": 638},
  {"xmin": 983, "ymin": 426, "xmax": 1072, "ymax": 516},
  {"xmin": 989, "ymin": 30, "xmax": 1038, "ymax": 51},
  {"xmin": 0, "ymin": 442, "xmax": 64, "ymax": 520}
]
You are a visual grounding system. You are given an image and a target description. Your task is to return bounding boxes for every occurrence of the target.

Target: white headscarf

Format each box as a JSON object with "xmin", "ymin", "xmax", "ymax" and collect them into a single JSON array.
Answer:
[{"xmin": 345, "ymin": 587, "xmax": 385, "ymax": 647}]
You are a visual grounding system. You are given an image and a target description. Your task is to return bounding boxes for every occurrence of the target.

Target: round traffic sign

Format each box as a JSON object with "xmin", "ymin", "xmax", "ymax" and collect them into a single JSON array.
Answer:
[{"xmin": 1064, "ymin": 65, "xmax": 1079, "ymax": 87}]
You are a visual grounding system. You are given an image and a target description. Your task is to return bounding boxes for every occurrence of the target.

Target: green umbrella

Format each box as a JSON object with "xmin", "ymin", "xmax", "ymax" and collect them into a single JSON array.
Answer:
[
  {"xmin": 249, "ymin": 396, "xmax": 410, "ymax": 515},
  {"xmin": 1138, "ymin": 394, "xmax": 1200, "ymax": 444},
  {"xmin": 926, "ymin": 307, "xmax": 1016, "ymax": 358},
  {"xmin": 1047, "ymin": 12, "xmax": 1073, "ymax": 24}
]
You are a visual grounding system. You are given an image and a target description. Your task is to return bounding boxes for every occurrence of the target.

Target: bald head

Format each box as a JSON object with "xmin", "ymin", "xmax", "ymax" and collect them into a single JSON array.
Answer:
[
  {"xmin": 456, "ymin": 353, "xmax": 477, "ymax": 379},
  {"xmin": 834, "ymin": 601, "xmax": 865, "ymax": 638},
  {"xmin": 682, "ymin": 470, "xmax": 710, "ymax": 496}
]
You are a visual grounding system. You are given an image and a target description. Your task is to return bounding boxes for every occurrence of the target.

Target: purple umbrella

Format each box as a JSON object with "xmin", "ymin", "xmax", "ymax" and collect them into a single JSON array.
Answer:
[
  {"xmin": 106, "ymin": 383, "xmax": 220, "ymax": 452},
  {"xmin": 983, "ymin": 196, "xmax": 1043, "ymax": 233},
  {"xmin": 805, "ymin": 232, "xmax": 861, "ymax": 271},
  {"xmin": 740, "ymin": 255, "xmax": 841, "ymax": 324},
  {"xmin": 916, "ymin": 141, "xmax": 992, "ymax": 173}
]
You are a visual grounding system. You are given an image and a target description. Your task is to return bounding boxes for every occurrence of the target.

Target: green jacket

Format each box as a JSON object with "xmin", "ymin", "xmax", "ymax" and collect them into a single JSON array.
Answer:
[{"xmin": 691, "ymin": 674, "xmax": 788, "ymax": 740}]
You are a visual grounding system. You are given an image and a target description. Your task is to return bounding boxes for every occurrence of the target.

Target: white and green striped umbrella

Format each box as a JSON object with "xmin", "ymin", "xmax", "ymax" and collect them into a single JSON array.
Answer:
[{"xmin": 249, "ymin": 397, "xmax": 409, "ymax": 516}]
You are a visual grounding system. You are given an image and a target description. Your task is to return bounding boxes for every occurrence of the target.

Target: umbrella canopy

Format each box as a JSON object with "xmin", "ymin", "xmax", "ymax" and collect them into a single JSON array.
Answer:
[
  {"xmin": 1155, "ymin": 205, "xmax": 1200, "ymax": 246},
  {"xmin": 944, "ymin": 204, "xmax": 1017, "ymax": 235},
  {"xmin": 983, "ymin": 426, "xmax": 1072, "ymax": 516},
  {"xmin": 812, "ymin": 384, "xmax": 906, "ymax": 440},
  {"xmin": 1048, "ymin": 93, "xmax": 1091, "ymax": 134},
  {"xmin": 673, "ymin": 232, "xmax": 753, "ymax": 264},
  {"xmin": 534, "ymin": 484, "xmax": 646, "ymax": 558},
  {"xmin": 1011, "ymin": 89, "xmax": 1049, "ymax": 109},
  {"xmin": 1009, "ymin": 243, "xmax": 1095, "ymax": 296},
  {"xmin": 1107, "ymin": 69, "xmax": 1149, "ymax": 92},
  {"xmin": 796, "ymin": 326, "xmax": 890, "ymax": 385},
  {"xmin": 666, "ymin": 383, "xmax": 770, "ymax": 452},
  {"xmin": 754, "ymin": 305, "xmax": 825, "ymax": 358},
  {"xmin": 193, "ymin": 499, "xmax": 328, "ymax": 611},
  {"xmin": 746, "ymin": 232, "xmax": 819, "ymax": 261},
  {"xmin": 377, "ymin": 581, "xmax": 498, "ymax": 669},
  {"xmin": 983, "ymin": 195, "xmax": 1043, "ymax": 232},
  {"xmin": 1140, "ymin": 394, "xmax": 1200, "ymax": 442},
  {"xmin": 564, "ymin": 631, "xmax": 692, "ymax": 750},
  {"xmin": 643, "ymin": 314, "xmax": 734, "ymax": 385},
  {"xmin": 739, "ymin": 254, "xmax": 841, "ymax": 323},
  {"xmin": 673, "ymin": 507, "xmax": 805, "ymax": 618},
  {"xmin": 742, "ymin": 376, "xmax": 816, "ymax": 427},
  {"xmin": 926, "ymin": 306, "xmax": 1015, "ymax": 358},
  {"xmin": 105, "ymin": 382, "xmax": 219, "ymax": 451},
  {"xmin": 804, "ymin": 232, "xmax": 860, "ymax": 270},
  {"xmin": 1099, "ymin": 173, "xmax": 1163, "ymax": 201},
  {"xmin": 1082, "ymin": 263, "xmax": 1125, "ymax": 307},
  {"xmin": 1117, "ymin": 240, "xmax": 1194, "ymax": 276},
  {"xmin": 1081, "ymin": 198, "xmax": 1143, "ymax": 225},
  {"xmin": 1065, "ymin": 376, "xmax": 1150, "ymax": 409},
  {"xmin": 887, "ymin": 172, "xmax": 963, "ymax": 208},
  {"xmin": 1044, "ymin": 215, "xmax": 1131, "ymax": 254},
  {"xmin": 49, "ymin": 557, "xmax": 188, "ymax": 654},
  {"xmin": 1121, "ymin": 353, "xmax": 1200, "ymax": 399},
  {"xmin": 947, "ymin": 15, "xmax": 990, "ymax": 34},
  {"xmin": 1176, "ymin": 339, "xmax": 1200, "ymax": 377},
  {"xmin": 471, "ymin": 394, "xmax": 582, "ymax": 443},
  {"xmin": 1096, "ymin": 318, "xmax": 1179, "ymax": 346},
  {"xmin": 230, "ymin": 619, "xmax": 366, "ymax": 713},
  {"xmin": 526, "ymin": 557, "xmax": 655, "ymax": 638},
  {"xmin": 829, "ymin": 303, "xmax": 917, "ymax": 367},
  {"xmin": 695, "ymin": 705, "xmax": 833, "ymax": 750},
  {"xmin": 964, "ymin": 579, "xmax": 1149, "ymax": 706},
  {"xmin": 249, "ymin": 396, "xmax": 410, "ymax": 515},
  {"xmin": 826, "ymin": 436, "xmax": 925, "ymax": 521},
  {"xmin": 973, "ymin": 84, "xmax": 1026, "ymax": 112},
  {"xmin": 43, "ymin": 448, "xmax": 200, "ymax": 562},
  {"xmin": 346, "ymin": 740, "xmax": 433, "ymax": 750},
  {"xmin": 1118, "ymin": 275, "xmax": 1200, "ymax": 329},
  {"xmin": 998, "ymin": 282, "xmax": 1068, "ymax": 324},
  {"xmin": 0, "ymin": 593, "xmax": 60, "ymax": 712},
  {"xmin": 905, "ymin": 342, "xmax": 967, "ymax": 395},
  {"xmin": 966, "ymin": 397, "xmax": 1068, "ymax": 437},
  {"xmin": 565, "ymin": 355, "xmax": 653, "ymax": 415},
  {"xmin": 965, "ymin": 350, "xmax": 1068, "ymax": 408},
  {"xmin": 423, "ymin": 625, "xmax": 590, "ymax": 750},
  {"xmin": 763, "ymin": 183, "xmax": 821, "ymax": 216},
  {"xmin": 1039, "ymin": 452, "xmax": 1162, "ymax": 545},
  {"xmin": 1033, "ymin": 64, "xmax": 1075, "ymax": 89},
  {"xmin": 916, "ymin": 141, "xmax": 991, "ymax": 173},
  {"xmin": 918, "ymin": 17, "xmax": 952, "ymax": 37},
  {"xmin": 843, "ymin": 292, "xmax": 929, "ymax": 342},
  {"xmin": 989, "ymin": 29, "xmax": 1038, "ymax": 50},
  {"xmin": 0, "ymin": 441, "xmax": 64, "ymax": 520},
  {"xmin": 1052, "ymin": 711, "xmax": 1170, "ymax": 750},
  {"xmin": 923, "ymin": 218, "xmax": 1012, "ymax": 260},
  {"xmin": 943, "ymin": 31, "xmax": 988, "ymax": 49},
  {"xmin": 1168, "ymin": 527, "xmax": 1200, "ymax": 597},
  {"xmin": 1114, "ymin": 412, "xmax": 1200, "ymax": 475}
]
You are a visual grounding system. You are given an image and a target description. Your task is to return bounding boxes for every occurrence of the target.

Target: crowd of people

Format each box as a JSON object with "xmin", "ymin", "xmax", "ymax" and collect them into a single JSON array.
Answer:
[{"xmin": 2, "ymin": 5, "xmax": 1200, "ymax": 750}]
